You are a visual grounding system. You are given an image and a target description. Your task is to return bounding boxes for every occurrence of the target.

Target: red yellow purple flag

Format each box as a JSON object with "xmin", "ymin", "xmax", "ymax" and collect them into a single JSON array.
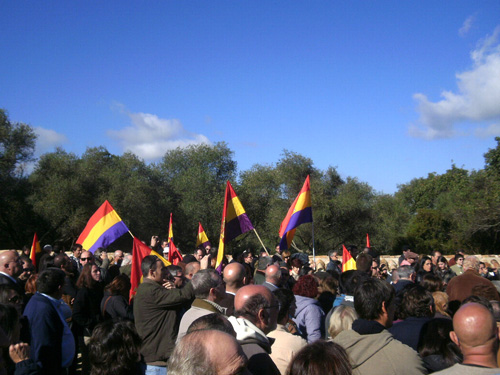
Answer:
[
  {"xmin": 130, "ymin": 237, "xmax": 170, "ymax": 301},
  {"xmin": 279, "ymin": 175, "xmax": 312, "ymax": 250},
  {"xmin": 342, "ymin": 244, "xmax": 357, "ymax": 272},
  {"xmin": 167, "ymin": 213, "xmax": 183, "ymax": 265},
  {"xmin": 196, "ymin": 222, "xmax": 211, "ymax": 248},
  {"xmin": 29, "ymin": 233, "xmax": 41, "ymax": 267},
  {"xmin": 216, "ymin": 181, "xmax": 254, "ymax": 272},
  {"xmin": 76, "ymin": 200, "xmax": 129, "ymax": 253}
]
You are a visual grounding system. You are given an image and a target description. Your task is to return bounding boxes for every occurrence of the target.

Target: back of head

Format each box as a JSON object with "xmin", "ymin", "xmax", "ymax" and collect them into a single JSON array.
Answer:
[
  {"xmin": 223, "ymin": 262, "xmax": 245, "ymax": 288},
  {"xmin": 452, "ymin": 303, "xmax": 497, "ymax": 353},
  {"xmin": 0, "ymin": 303, "xmax": 19, "ymax": 344},
  {"xmin": 420, "ymin": 273, "xmax": 443, "ymax": 293},
  {"xmin": 340, "ymin": 270, "xmax": 369, "ymax": 295},
  {"xmin": 418, "ymin": 318, "xmax": 461, "ymax": 366},
  {"xmin": 36, "ymin": 268, "xmax": 66, "ymax": 295},
  {"xmin": 292, "ymin": 275, "xmax": 318, "ymax": 298},
  {"xmin": 265, "ymin": 265, "xmax": 281, "ymax": 284},
  {"xmin": 168, "ymin": 330, "xmax": 245, "ymax": 375},
  {"xmin": 396, "ymin": 265, "xmax": 414, "ymax": 280},
  {"xmin": 141, "ymin": 255, "xmax": 160, "ymax": 277},
  {"xmin": 354, "ymin": 278, "xmax": 395, "ymax": 321},
  {"xmin": 355, "ymin": 253, "xmax": 372, "ymax": 275},
  {"xmin": 399, "ymin": 285, "xmax": 434, "ymax": 319},
  {"xmin": 191, "ymin": 269, "xmax": 221, "ymax": 299},
  {"xmin": 187, "ymin": 313, "xmax": 236, "ymax": 337},
  {"xmin": 328, "ymin": 305, "xmax": 358, "ymax": 339},
  {"xmin": 273, "ymin": 288, "xmax": 295, "ymax": 322},
  {"xmin": 89, "ymin": 320, "xmax": 142, "ymax": 375},
  {"xmin": 463, "ymin": 256, "xmax": 479, "ymax": 272},
  {"xmin": 287, "ymin": 340, "xmax": 352, "ymax": 375}
]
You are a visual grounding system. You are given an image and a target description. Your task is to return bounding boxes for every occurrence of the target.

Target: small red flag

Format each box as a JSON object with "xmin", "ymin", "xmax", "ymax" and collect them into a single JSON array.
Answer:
[
  {"xmin": 29, "ymin": 233, "xmax": 41, "ymax": 267},
  {"xmin": 366, "ymin": 233, "xmax": 370, "ymax": 248},
  {"xmin": 167, "ymin": 213, "xmax": 183, "ymax": 265}
]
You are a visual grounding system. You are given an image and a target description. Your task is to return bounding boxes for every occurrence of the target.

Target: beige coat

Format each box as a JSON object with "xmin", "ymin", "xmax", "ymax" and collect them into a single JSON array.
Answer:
[{"xmin": 268, "ymin": 324, "xmax": 307, "ymax": 374}]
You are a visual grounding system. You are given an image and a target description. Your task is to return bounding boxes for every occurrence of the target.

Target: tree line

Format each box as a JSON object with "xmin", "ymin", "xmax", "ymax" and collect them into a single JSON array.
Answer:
[{"xmin": 2, "ymin": 108, "xmax": 500, "ymax": 255}]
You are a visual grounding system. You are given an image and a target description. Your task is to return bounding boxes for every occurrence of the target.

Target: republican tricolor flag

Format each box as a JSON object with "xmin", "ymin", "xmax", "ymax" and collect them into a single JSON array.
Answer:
[
  {"xmin": 196, "ymin": 222, "xmax": 211, "ymax": 248},
  {"xmin": 76, "ymin": 200, "xmax": 130, "ymax": 253},
  {"xmin": 342, "ymin": 244, "xmax": 357, "ymax": 272},
  {"xmin": 167, "ymin": 213, "xmax": 183, "ymax": 265},
  {"xmin": 216, "ymin": 181, "xmax": 254, "ymax": 272},
  {"xmin": 279, "ymin": 175, "xmax": 312, "ymax": 250}
]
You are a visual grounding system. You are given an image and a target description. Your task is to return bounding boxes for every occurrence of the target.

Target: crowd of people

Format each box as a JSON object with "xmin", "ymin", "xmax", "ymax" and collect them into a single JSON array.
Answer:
[{"xmin": 0, "ymin": 241, "xmax": 500, "ymax": 375}]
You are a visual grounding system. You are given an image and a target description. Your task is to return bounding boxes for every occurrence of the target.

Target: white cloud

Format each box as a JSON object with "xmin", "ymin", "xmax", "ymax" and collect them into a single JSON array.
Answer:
[
  {"xmin": 410, "ymin": 26, "xmax": 500, "ymax": 140},
  {"xmin": 33, "ymin": 127, "xmax": 68, "ymax": 155},
  {"xmin": 459, "ymin": 15, "xmax": 475, "ymax": 37},
  {"xmin": 108, "ymin": 108, "xmax": 211, "ymax": 160},
  {"xmin": 475, "ymin": 123, "xmax": 500, "ymax": 138}
]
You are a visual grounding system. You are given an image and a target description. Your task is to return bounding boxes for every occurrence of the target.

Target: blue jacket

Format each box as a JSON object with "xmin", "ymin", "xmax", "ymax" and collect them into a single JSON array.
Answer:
[
  {"xmin": 23, "ymin": 293, "xmax": 64, "ymax": 375},
  {"xmin": 293, "ymin": 295, "xmax": 325, "ymax": 343}
]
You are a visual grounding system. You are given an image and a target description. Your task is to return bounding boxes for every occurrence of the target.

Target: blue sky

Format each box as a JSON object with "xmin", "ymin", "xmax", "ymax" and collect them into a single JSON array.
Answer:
[{"xmin": 2, "ymin": 1, "xmax": 500, "ymax": 194}]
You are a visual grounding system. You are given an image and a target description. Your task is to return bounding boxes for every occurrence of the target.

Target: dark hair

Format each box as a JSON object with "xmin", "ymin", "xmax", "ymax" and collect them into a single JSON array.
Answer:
[
  {"xmin": 76, "ymin": 263, "xmax": 99, "ymax": 289},
  {"xmin": 430, "ymin": 250, "xmax": 442, "ymax": 257},
  {"xmin": 187, "ymin": 313, "xmax": 236, "ymax": 337},
  {"xmin": 355, "ymin": 253, "xmax": 372, "ymax": 274},
  {"xmin": 299, "ymin": 266, "xmax": 314, "ymax": 277},
  {"xmin": 339, "ymin": 270, "xmax": 369, "ymax": 295},
  {"xmin": 416, "ymin": 256, "xmax": 432, "ymax": 273},
  {"xmin": 293, "ymin": 275, "xmax": 319, "ymax": 299},
  {"xmin": 165, "ymin": 265, "xmax": 182, "ymax": 277},
  {"xmin": 287, "ymin": 340, "xmax": 352, "ymax": 375},
  {"xmin": 461, "ymin": 295, "xmax": 494, "ymax": 313},
  {"xmin": 141, "ymin": 255, "xmax": 161, "ymax": 277},
  {"xmin": 454, "ymin": 253, "xmax": 464, "ymax": 261},
  {"xmin": 354, "ymin": 278, "xmax": 395, "ymax": 320},
  {"xmin": 0, "ymin": 303, "xmax": 19, "ymax": 344},
  {"xmin": 37, "ymin": 268, "xmax": 66, "ymax": 294},
  {"xmin": 418, "ymin": 318, "xmax": 462, "ymax": 366},
  {"xmin": 0, "ymin": 285, "xmax": 20, "ymax": 305},
  {"xmin": 38, "ymin": 255, "xmax": 55, "ymax": 272},
  {"xmin": 273, "ymin": 288, "xmax": 295, "ymax": 322},
  {"xmin": 420, "ymin": 274, "xmax": 443, "ymax": 293},
  {"xmin": 88, "ymin": 320, "xmax": 142, "ymax": 375},
  {"xmin": 234, "ymin": 294, "xmax": 269, "ymax": 322},
  {"xmin": 72, "ymin": 244, "xmax": 83, "ymax": 252},
  {"xmin": 105, "ymin": 274, "xmax": 131, "ymax": 297},
  {"xmin": 291, "ymin": 258, "xmax": 303, "ymax": 269},
  {"xmin": 437, "ymin": 256, "xmax": 449, "ymax": 267},
  {"xmin": 398, "ymin": 285, "xmax": 435, "ymax": 319}
]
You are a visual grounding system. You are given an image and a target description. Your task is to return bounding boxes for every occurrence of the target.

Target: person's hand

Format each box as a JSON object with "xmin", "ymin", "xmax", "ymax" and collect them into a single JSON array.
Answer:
[
  {"xmin": 150, "ymin": 236, "xmax": 159, "ymax": 248},
  {"xmin": 9, "ymin": 343, "xmax": 30, "ymax": 364},
  {"xmin": 162, "ymin": 280, "xmax": 175, "ymax": 289},
  {"xmin": 200, "ymin": 255, "xmax": 210, "ymax": 270},
  {"xmin": 101, "ymin": 250, "xmax": 108, "ymax": 259}
]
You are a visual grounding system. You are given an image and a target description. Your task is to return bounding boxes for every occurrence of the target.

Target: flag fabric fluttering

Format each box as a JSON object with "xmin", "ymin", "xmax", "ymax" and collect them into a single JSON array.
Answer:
[
  {"xmin": 29, "ymin": 233, "xmax": 41, "ymax": 267},
  {"xmin": 130, "ymin": 237, "xmax": 170, "ymax": 301},
  {"xmin": 216, "ymin": 181, "xmax": 254, "ymax": 272},
  {"xmin": 196, "ymin": 222, "xmax": 211, "ymax": 248},
  {"xmin": 366, "ymin": 233, "xmax": 370, "ymax": 248},
  {"xmin": 279, "ymin": 175, "xmax": 313, "ymax": 251},
  {"xmin": 76, "ymin": 200, "xmax": 130, "ymax": 253},
  {"xmin": 342, "ymin": 244, "xmax": 357, "ymax": 272},
  {"xmin": 167, "ymin": 213, "xmax": 183, "ymax": 265}
]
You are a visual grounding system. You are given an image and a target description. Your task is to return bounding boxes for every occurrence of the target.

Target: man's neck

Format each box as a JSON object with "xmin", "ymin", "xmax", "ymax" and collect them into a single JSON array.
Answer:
[{"xmin": 463, "ymin": 354, "xmax": 498, "ymax": 369}]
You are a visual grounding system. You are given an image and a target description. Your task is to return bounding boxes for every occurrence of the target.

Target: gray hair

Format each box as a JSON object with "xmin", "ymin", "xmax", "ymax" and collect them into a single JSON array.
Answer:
[
  {"xmin": 328, "ymin": 249, "xmax": 338, "ymax": 258},
  {"xmin": 167, "ymin": 330, "xmax": 215, "ymax": 375},
  {"xmin": 396, "ymin": 265, "xmax": 415, "ymax": 280},
  {"xmin": 463, "ymin": 255, "xmax": 480, "ymax": 272},
  {"xmin": 191, "ymin": 269, "xmax": 221, "ymax": 299}
]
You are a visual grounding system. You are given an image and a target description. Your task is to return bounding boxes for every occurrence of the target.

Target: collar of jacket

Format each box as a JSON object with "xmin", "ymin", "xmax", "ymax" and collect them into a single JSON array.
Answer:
[{"xmin": 192, "ymin": 298, "xmax": 226, "ymax": 314}]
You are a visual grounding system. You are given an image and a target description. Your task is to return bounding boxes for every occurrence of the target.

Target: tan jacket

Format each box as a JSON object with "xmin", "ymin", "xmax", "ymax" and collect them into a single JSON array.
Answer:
[{"xmin": 268, "ymin": 324, "xmax": 307, "ymax": 374}]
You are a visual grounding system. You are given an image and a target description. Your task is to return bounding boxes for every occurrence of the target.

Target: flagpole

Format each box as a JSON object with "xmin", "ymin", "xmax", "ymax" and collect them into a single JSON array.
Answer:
[
  {"xmin": 128, "ymin": 230, "xmax": 135, "ymax": 238},
  {"xmin": 312, "ymin": 221, "xmax": 316, "ymax": 266},
  {"xmin": 252, "ymin": 229, "xmax": 269, "ymax": 256}
]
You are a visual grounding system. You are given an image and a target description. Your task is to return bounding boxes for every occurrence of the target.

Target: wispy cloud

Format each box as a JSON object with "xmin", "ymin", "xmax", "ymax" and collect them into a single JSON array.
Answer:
[
  {"xmin": 459, "ymin": 15, "xmax": 475, "ymax": 37},
  {"xmin": 33, "ymin": 127, "xmax": 68, "ymax": 155},
  {"xmin": 409, "ymin": 26, "xmax": 500, "ymax": 140},
  {"xmin": 108, "ymin": 105, "xmax": 211, "ymax": 160}
]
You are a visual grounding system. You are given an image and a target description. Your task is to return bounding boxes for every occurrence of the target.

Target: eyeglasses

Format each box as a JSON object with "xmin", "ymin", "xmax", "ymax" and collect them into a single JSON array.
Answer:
[{"xmin": 81, "ymin": 257, "xmax": 92, "ymax": 261}]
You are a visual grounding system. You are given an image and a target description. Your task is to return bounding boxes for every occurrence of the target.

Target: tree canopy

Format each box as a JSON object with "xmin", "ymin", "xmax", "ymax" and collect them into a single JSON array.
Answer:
[{"xmin": 3, "ymin": 109, "xmax": 500, "ymax": 256}]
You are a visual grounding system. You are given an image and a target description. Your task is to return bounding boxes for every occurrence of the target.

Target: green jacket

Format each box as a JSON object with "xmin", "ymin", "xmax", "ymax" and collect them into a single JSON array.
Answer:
[{"xmin": 133, "ymin": 279, "xmax": 194, "ymax": 365}]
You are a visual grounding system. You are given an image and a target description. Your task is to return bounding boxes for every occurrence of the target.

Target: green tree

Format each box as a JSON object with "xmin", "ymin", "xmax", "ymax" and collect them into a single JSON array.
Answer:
[{"xmin": 0, "ymin": 110, "xmax": 39, "ymax": 247}]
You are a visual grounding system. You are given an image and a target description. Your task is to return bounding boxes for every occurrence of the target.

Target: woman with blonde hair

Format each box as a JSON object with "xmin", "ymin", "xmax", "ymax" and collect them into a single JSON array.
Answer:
[
  {"xmin": 432, "ymin": 291, "xmax": 451, "ymax": 319},
  {"xmin": 327, "ymin": 305, "xmax": 358, "ymax": 339}
]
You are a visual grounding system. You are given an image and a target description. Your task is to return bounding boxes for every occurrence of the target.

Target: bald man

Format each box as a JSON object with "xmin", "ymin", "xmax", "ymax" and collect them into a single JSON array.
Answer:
[
  {"xmin": 220, "ymin": 262, "xmax": 246, "ymax": 316},
  {"xmin": 228, "ymin": 285, "xmax": 280, "ymax": 375},
  {"xmin": 184, "ymin": 262, "xmax": 201, "ymax": 280},
  {"xmin": 263, "ymin": 265, "xmax": 281, "ymax": 292},
  {"xmin": 433, "ymin": 303, "xmax": 500, "ymax": 374},
  {"xmin": 168, "ymin": 329, "xmax": 251, "ymax": 375},
  {"xmin": 0, "ymin": 250, "xmax": 24, "ymax": 296}
]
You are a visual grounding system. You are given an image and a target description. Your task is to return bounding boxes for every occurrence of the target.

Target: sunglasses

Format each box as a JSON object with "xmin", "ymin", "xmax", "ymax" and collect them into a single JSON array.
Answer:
[{"xmin": 81, "ymin": 257, "xmax": 92, "ymax": 261}]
